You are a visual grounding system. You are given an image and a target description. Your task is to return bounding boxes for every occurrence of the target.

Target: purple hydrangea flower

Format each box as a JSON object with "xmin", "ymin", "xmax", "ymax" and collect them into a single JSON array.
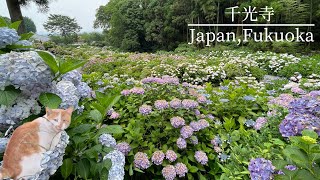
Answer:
[
  {"xmin": 248, "ymin": 158, "xmax": 275, "ymax": 180},
  {"xmin": 245, "ymin": 119, "xmax": 256, "ymax": 127},
  {"xmin": 152, "ymin": 151, "xmax": 165, "ymax": 165},
  {"xmin": 121, "ymin": 89, "xmax": 131, "ymax": 96},
  {"xmin": 190, "ymin": 121, "xmax": 201, "ymax": 131},
  {"xmin": 198, "ymin": 119, "xmax": 209, "ymax": 129},
  {"xmin": 268, "ymin": 94, "xmax": 295, "ymax": 108},
  {"xmin": 130, "ymin": 87, "xmax": 145, "ymax": 95},
  {"xmin": 220, "ymin": 98, "xmax": 230, "ymax": 103},
  {"xmin": 309, "ymin": 90, "xmax": 320, "ymax": 97},
  {"xmin": 207, "ymin": 114, "xmax": 215, "ymax": 120},
  {"xmin": 115, "ymin": 142, "xmax": 131, "ymax": 155},
  {"xmin": 254, "ymin": 117, "xmax": 268, "ymax": 130},
  {"xmin": 162, "ymin": 76, "xmax": 180, "ymax": 85},
  {"xmin": 154, "ymin": 100, "xmax": 169, "ymax": 110},
  {"xmin": 175, "ymin": 163, "xmax": 188, "ymax": 177},
  {"xmin": 291, "ymin": 87, "xmax": 306, "ymax": 94},
  {"xmin": 170, "ymin": 98, "xmax": 182, "ymax": 109},
  {"xmin": 165, "ymin": 150, "xmax": 177, "ymax": 162},
  {"xmin": 99, "ymin": 134, "xmax": 116, "ymax": 148},
  {"xmin": 285, "ymin": 165, "xmax": 297, "ymax": 171},
  {"xmin": 139, "ymin": 105, "xmax": 152, "ymax": 115},
  {"xmin": 176, "ymin": 137, "xmax": 187, "ymax": 149},
  {"xmin": 279, "ymin": 113, "xmax": 319, "ymax": 137},
  {"xmin": 182, "ymin": 99, "xmax": 199, "ymax": 109},
  {"xmin": 162, "ymin": 165, "xmax": 176, "ymax": 180},
  {"xmin": 110, "ymin": 112, "xmax": 120, "ymax": 119},
  {"xmin": 180, "ymin": 126, "xmax": 194, "ymax": 139},
  {"xmin": 170, "ymin": 116, "xmax": 185, "ymax": 128},
  {"xmin": 197, "ymin": 96, "xmax": 207, "ymax": 104},
  {"xmin": 134, "ymin": 152, "xmax": 150, "ymax": 170},
  {"xmin": 190, "ymin": 136, "xmax": 198, "ymax": 145},
  {"xmin": 194, "ymin": 151, "xmax": 208, "ymax": 165},
  {"xmin": 194, "ymin": 109, "xmax": 201, "ymax": 116}
]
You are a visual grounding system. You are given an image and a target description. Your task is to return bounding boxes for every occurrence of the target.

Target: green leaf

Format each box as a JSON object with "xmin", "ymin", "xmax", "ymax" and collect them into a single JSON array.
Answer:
[
  {"xmin": 76, "ymin": 158, "xmax": 90, "ymax": 179},
  {"xmin": 189, "ymin": 166, "xmax": 198, "ymax": 173},
  {"xmin": 198, "ymin": 172, "xmax": 206, "ymax": 180},
  {"xmin": 0, "ymin": 17, "xmax": 8, "ymax": 27},
  {"xmin": 283, "ymin": 147, "xmax": 308, "ymax": 168},
  {"xmin": 0, "ymin": 86, "xmax": 20, "ymax": 106},
  {"xmin": 37, "ymin": 51, "xmax": 59, "ymax": 74},
  {"xmin": 84, "ymin": 144, "xmax": 102, "ymax": 159},
  {"xmin": 39, "ymin": 92, "xmax": 62, "ymax": 109},
  {"xmin": 302, "ymin": 130, "xmax": 318, "ymax": 139},
  {"xmin": 70, "ymin": 124, "xmax": 95, "ymax": 135},
  {"xmin": 9, "ymin": 21, "xmax": 21, "ymax": 30},
  {"xmin": 98, "ymin": 125, "xmax": 124, "ymax": 135},
  {"xmin": 59, "ymin": 59, "xmax": 87, "ymax": 75},
  {"xmin": 20, "ymin": 32, "xmax": 34, "ymax": 40},
  {"xmin": 61, "ymin": 158, "xmax": 73, "ymax": 179},
  {"xmin": 89, "ymin": 109, "xmax": 103, "ymax": 122},
  {"xmin": 129, "ymin": 164, "xmax": 134, "ymax": 176}
]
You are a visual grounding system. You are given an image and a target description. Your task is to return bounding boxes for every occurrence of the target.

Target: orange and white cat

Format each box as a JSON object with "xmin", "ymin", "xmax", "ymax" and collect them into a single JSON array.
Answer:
[{"xmin": 0, "ymin": 107, "xmax": 73, "ymax": 180}]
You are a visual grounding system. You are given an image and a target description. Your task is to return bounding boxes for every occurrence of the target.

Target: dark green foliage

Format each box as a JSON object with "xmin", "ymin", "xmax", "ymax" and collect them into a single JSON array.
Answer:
[
  {"xmin": 23, "ymin": 17, "xmax": 36, "ymax": 33},
  {"xmin": 94, "ymin": 0, "xmax": 320, "ymax": 52}
]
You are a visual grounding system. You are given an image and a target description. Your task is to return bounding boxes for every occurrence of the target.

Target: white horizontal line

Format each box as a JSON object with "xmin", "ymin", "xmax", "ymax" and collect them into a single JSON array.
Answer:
[{"xmin": 188, "ymin": 24, "xmax": 315, "ymax": 27}]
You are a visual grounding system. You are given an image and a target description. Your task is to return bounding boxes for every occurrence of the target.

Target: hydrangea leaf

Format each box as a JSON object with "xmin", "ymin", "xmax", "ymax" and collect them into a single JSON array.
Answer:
[
  {"xmin": 9, "ymin": 21, "xmax": 21, "ymax": 31},
  {"xmin": 89, "ymin": 109, "xmax": 103, "ymax": 122},
  {"xmin": 61, "ymin": 158, "xmax": 73, "ymax": 179},
  {"xmin": 69, "ymin": 124, "xmax": 95, "ymax": 135},
  {"xmin": 0, "ymin": 17, "xmax": 8, "ymax": 27},
  {"xmin": 20, "ymin": 32, "xmax": 34, "ymax": 40},
  {"xmin": 76, "ymin": 158, "xmax": 90, "ymax": 179},
  {"xmin": 58, "ymin": 59, "xmax": 87, "ymax": 75},
  {"xmin": 37, "ymin": 51, "xmax": 59, "ymax": 74},
  {"xmin": 301, "ymin": 130, "xmax": 318, "ymax": 139},
  {"xmin": 98, "ymin": 125, "xmax": 124, "ymax": 134},
  {"xmin": 39, "ymin": 92, "xmax": 62, "ymax": 109},
  {"xmin": 0, "ymin": 86, "xmax": 20, "ymax": 106}
]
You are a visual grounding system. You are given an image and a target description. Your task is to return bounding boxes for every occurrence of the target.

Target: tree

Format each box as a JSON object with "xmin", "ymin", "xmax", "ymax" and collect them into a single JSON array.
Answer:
[
  {"xmin": 43, "ymin": 14, "xmax": 82, "ymax": 39},
  {"xmin": 5, "ymin": 0, "xmax": 51, "ymax": 34},
  {"xmin": 24, "ymin": 17, "xmax": 37, "ymax": 33}
]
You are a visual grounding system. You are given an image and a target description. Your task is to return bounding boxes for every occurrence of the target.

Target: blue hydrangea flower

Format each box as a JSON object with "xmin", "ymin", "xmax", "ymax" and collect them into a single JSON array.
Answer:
[
  {"xmin": 248, "ymin": 158, "xmax": 275, "ymax": 180},
  {"xmin": 0, "ymin": 27, "xmax": 20, "ymax": 48}
]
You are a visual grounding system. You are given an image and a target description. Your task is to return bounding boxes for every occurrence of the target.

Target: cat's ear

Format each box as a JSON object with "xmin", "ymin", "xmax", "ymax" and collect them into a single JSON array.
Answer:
[
  {"xmin": 46, "ymin": 107, "xmax": 53, "ymax": 116},
  {"xmin": 66, "ymin": 106, "xmax": 74, "ymax": 114}
]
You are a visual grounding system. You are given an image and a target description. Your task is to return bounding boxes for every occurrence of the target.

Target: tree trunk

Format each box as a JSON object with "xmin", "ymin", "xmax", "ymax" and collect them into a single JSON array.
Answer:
[{"xmin": 6, "ymin": 0, "xmax": 25, "ymax": 34}]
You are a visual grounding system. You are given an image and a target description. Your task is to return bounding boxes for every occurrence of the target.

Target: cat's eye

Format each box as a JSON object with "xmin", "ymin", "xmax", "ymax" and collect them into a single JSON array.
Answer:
[{"xmin": 54, "ymin": 119, "xmax": 58, "ymax": 122}]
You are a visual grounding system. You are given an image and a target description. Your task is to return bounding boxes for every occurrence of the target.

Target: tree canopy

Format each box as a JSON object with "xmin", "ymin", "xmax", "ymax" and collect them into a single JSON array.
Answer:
[
  {"xmin": 94, "ymin": 0, "xmax": 320, "ymax": 52},
  {"xmin": 43, "ymin": 14, "xmax": 82, "ymax": 37}
]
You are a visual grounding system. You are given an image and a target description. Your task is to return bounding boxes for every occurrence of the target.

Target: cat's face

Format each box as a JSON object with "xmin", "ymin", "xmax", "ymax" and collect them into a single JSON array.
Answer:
[{"xmin": 45, "ymin": 107, "xmax": 73, "ymax": 131}]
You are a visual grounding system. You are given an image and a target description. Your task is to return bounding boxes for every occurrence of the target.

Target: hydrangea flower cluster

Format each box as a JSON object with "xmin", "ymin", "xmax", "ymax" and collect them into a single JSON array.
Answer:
[
  {"xmin": 279, "ymin": 94, "xmax": 320, "ymax": 137},
  {"xmin": 154, "ymin": 100, "xmax": 169, "ymax": 110},
  {"xmin": 268, "ymin": 94, "xmax": 295, "ymax": 108},
  {"xmin": 175, "ymin": 163, "xmax": 188, "ymax": 177},
  {"xmin": 181, "ymin": 99, "xmax": 199, "ymax": 109},
  {"xmin": 194, "ymin": 151, "xmax": 208, "ymax": 165},
  {"xmin": 170, "ymin": 117, "xmax": 185, "ymax": 128},
  {"xmin": 165, "ymin": 150, "xmax": 177, "ymax": 162},
  {"xmin": 176, "ymin": 137, "xmax": 187, "ymax": 149},
  {"xmin": 115, "ymin": 142, "xmax": 131, "ymax": 156},
  {"xmin": 103, "ymin": 150, "xmax": 125, "ymax": 180},
  {"xmin": 162, "ymin": 165, "xmax": 176, "ymax": 180},
  {"xmin": 139, "ymin": 105, "xmax": 152, "ymax": 115},
  {"xmin": 31, "ymin": 131, "xmax": 69, "ymax": 179},
  {"xmin": 109, "ymin": 112, "xmax": 120, "ymax": 119},
  {"xmin": 151, "ymin": 151, "xmax": 165, "ymax": 165},
  {"xmin": 254, "ymin": 117, "xmax": 268, "ymax": 130},
  {"xmin": 134, "ymin": 152, "xmax": 151, "ymax": 170},
  {"xmin": 180, "ymin": 126, "xmax": 194, "ymax": 139},
  {"xmin": 0, "ymin": 138, "xmax": 8, "ymax": 153},
  {"xmin": 169, "ymin": 98, "xmax": 182, "ymax": 109},
  {"xmin": 248, "ymin": 158, "xmax": 275, "ymax": 180},
  {"xmin": 141, "ymin": 76, "xmax": 179, "ymax": 85},
  {"xmin": 0, "ymin": 27, "xmax": 19, "ymax": 48},
  {"xmin": 99, "ymin": 133, "xmax": 117, "ymax": 148}
]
